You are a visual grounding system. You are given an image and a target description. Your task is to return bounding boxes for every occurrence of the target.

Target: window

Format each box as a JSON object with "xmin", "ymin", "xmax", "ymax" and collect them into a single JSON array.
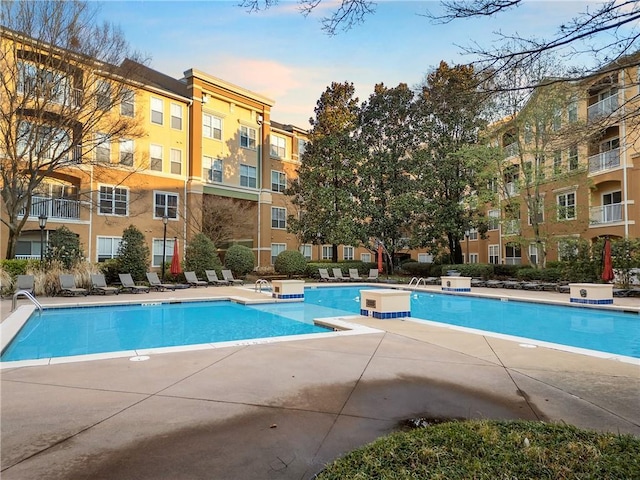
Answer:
[
  {"xmin": 343, "ymin": 246, "xmax": 354, "ymax": 260},
  {"xmin": 488, "ymin": 210, "xmax": 500, "ymax": 231},
  {"xmin": 271, "ymin": 243, "xmax": 286, "ymax": 264},
  {"xmin": 17, "ymin": 62, "xmax": 69, "ymax": 104},
  {"xmin": 568, "ymin": 99, "xmax": 578, "ymax": 123},
  {"xmin": 151, "ymin": 97, "xmax": 163, "ymax": 125},
  {"xmin": 505, "ymin": 244, "xmax": 521, "ymax": 265},
  {"xmin": 489, "ymin": 245, "xmax": 500, "ymax": 265},
  {"xmin": 322, "ymin": 245, "xmax": 332, "ymax": 260},
  {"xmin": 240, "ymin": 126, "xmax": 257, "ymax": 149},
  {"xmin": 99, "ymin": 186, "xmax": 128, "ymax": 216},
  {"xmin": 203, "ymin": 156, "xmax": 223, "ymax": 182},
  {"xmin": 271, "ymin": 207, "xmax": 286, "ymax": 229},
  {"xmin": 528, "ymin": 200, "xmax": 544, "ymax": 225},
  {"xmin": 300, "ymin": 244, "xmax": 312, "ymax": 260},
  {"xmin": 150, "ymin": 144, "xmax": 163, "ymax": 171},
  {"xmin": 529, "ymin": 244, "xmax": 542, "ymax": 267},
  {"xmin": 418, "ymin": 253, "xmax": 433, "ymax": 263},
  {"xmin": 553, "ymin": 150, "xmax": 563, "ymax": 175},
  {"xmin": 271, "ymin": 171, "xmax": 286, "ymax": 192},
  {"xmin": 568, "ymin": 145, "xmax": 579, "ymax": 171},
  {"xmin": 240, "ymin": 164, "xmax": 257, "ymax": 188},
  {"xmin": 119, "ymin": 139, "xmax": 133, "ymax": 166},
  {"xmin": 602, "ymin": 191, "xmax": 623, "ymax": 223},
  {"xmin": 523, "ymin": 123, "xmax": 533, "ymax": 143},
  {"xmin": 170, "ymin": 103, "xmax": 182, "ymax": 130},
  {"xmin": 557, "ymin": 192, "xmax": 576, "ymax": 220},
  {"xmin": 552, "ymin": 108, "xmax": 561, "ymax": 131},
  {"xmin": 154, "ymin": 192, "xmax": 178, "ymax": 219},
  {"xmin": 95, "ymin": 133, "xmax": 110, "ymax": 162},
  {"xmin": 298, "ymin": 139, "xmax": 307, "ymax": 157},
  {"xmin": 152, "ymin": 238, "xmax": 175, "ymax": 268},
  {"xmin": 121, "ymin": 88, "xmax": 134, "ymax": 117},
  {"xmin": 17, "ymin": 123, "xmax": 71, "ymax": 161},
  {"xmin": 170, "ymin": 149, "xmax": 182, "ymax": 175},
  {"xmin": 97, "ymin": 236, "xmax": 122, "ymax": 262},
  {"xmin": 469, "ymin": 253, "xmax": 479, "ymax": 264},
  {"xmin": 96, "ymin": 80, "xmax": 111, "ymax": 110},
  {"xmin": 203, "ymin": 114, "xmax": 222, "ymax": 140},
  {"xmin": 467, "ymin": 229, "xmax": 478, "ymax": 240},
  {"xmin": 270, "ymin": 135, "xmax": 286, "ymax": 158},
  {"xmin": 361, "ymin": 253, "xmax": 371, "ymax": 262}
]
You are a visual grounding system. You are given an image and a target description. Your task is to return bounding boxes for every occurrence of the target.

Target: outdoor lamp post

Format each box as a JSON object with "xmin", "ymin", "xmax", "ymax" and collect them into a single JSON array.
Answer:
[
  {"xmin": 161, "ymin": 215, "xmax": 168, "ymax": 279},
  {"xmin": 38, "ymin": 214, "xmax": 48, "ymax": 262},
  {"xmin": 465, "ymin": 231, "xmax": 470, "ymax": 264}
]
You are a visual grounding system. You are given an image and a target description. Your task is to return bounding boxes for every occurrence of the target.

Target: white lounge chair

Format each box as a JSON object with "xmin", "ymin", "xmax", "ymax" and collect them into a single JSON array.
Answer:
[
  {"xmin": 366, "ymin": 269, "xmax": 379, "ymax": 282},
  {"xmin": 332, "ymin": 268, "xmax": 347, "ymax": 282},
  {"xmin": 318, "ymin": 268, "xmax": 337, "ymax": 282},
  {"xmin": 348, "ymin": 269, "xmax": 363, "ymax": 281}
]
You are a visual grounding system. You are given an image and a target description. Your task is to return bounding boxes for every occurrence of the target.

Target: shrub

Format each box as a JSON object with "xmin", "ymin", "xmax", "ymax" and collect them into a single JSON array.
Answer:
[
  {"xmin": 558, "ymin": 237, "xmax": 599, "ymax": 282},
  {"xmin": 493, "ymin": 264, "xmax": 524, "ymax": 278},
  {"xmin": 224, "ymin": 244, "xmax": 255, "ymax": 276},
  {"xmin": 45, "ymin": 226, "xmax": 85, "ymax": 269},
  {"xmin": 98, "ymin": 259, "xmax": 121, "ymax": 285},
  {"xmin": 274, "ymin": 250, "xmax": 307, "ymax": 278},
  {"xmin": 516, "ymin": 267, "xmax": 562, "ymax": 282},
  {"xmin": 117, "ymin": 225, "xmax": 150, "ymax": 282},
  {"xmin": 0, "ymin": 259, "xmax": 33, "ymax": 278},
  {"xmin": 184, "ymin": 233, "xmax": 222, "ymax": 279},
  {"xmin": 400, "ymin": 262, "xmax": 433, "ymax": 277}
]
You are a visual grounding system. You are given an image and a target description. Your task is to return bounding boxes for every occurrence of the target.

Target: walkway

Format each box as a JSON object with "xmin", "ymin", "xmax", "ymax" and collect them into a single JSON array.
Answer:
[{"xmin": 1, "ymin": 284, "xmax": 639, "ymax": 479}]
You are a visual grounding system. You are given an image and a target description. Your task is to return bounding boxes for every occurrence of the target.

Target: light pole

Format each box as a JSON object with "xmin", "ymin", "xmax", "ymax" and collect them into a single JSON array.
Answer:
[
  {"xmin": 161, "ymin": 215, "xmax": 168, "ymax": 279},
  {"xmin": 38, "ymin": 214, "xmax": 47, "ymax": 262},
  {"xmin": 465, "ymin": 231, "xmax": 470, "ymax": 264}
]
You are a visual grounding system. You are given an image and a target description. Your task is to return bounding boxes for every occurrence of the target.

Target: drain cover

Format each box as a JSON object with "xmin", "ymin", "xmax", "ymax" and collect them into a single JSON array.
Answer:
[{"xmin": 129, "ymin": 355, "xmax": 150, "ymax": 362}]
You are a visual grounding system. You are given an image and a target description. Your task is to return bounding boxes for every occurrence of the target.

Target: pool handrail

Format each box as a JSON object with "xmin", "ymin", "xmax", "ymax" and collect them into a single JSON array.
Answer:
[{"xmin": 12, "ymin": 290, "xmax": 43, "ymax": 312}]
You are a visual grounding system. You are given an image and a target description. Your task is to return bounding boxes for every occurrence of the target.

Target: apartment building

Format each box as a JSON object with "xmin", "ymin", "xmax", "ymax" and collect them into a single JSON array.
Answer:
[{"xmin": 465, "ymin": 57, "xmax": 640, "ymax": 265}]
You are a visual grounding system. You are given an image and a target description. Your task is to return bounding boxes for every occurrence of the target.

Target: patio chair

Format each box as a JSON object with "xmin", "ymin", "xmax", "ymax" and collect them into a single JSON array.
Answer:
[
  {"xmin": 146, "ymin": 272, "xmax": 177, "ymax": 291},
  {"xmin": 502, "ymin": 280, "xmax": 524, "ymax": 289},
  {"xmin": 365, "ymin": 269, "xmax": 379, "ymax": 282},
  {"xmin": 348, "ymin": 269, "xmax": 364, "ymax": 281},
  {"xmin": 184, "ymin": 271, "xmax": 208, "ymax": 287},
  {"xmin": 118, "ymin": 273, "xmax": 150, "ymax": 294},
  {"xmin": 205, "ymin": 270, "xmax": 230, "ymax": 286},
  {"xmin": 332, "ymin": 268, "xmax": 347, "ymax": 282},
  {"xmin": 424, "ymin": 277, "xmax": 440, "ymax": 285},
  {"xmin": 16, "ymin": 274, "xmax": 35, "ymax": 295},
  {"xmin": 59, "ymin": 274, "xmax": 89, "ymax": 296},
  {"xmin": 318, "ymin": 268, "xmax": 337, "ymax": 282},
  {"xmin": 521, "ymin": 282, "xmax": 543, "ymax": 291},
  {"xmin": 556, "ymin": 284, "xmax": 570, "ymax": 294},
  {"xmin": 90, "ymin": 274, "xmax": 120, "ymax": 295},
  {"xmin": 484, "ymin": 280, "xmax": 504, "ymax": 288},
  {"xmin": 222, "ymin": 269, "xmax": 244, "ymax": 285},
  {"xmin": 470, "ymin": 278, "xmax": 486, "ymax": 288}
]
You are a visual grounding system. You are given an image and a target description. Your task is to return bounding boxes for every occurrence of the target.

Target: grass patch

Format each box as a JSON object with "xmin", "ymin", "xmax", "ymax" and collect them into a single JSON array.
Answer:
[{"xmin": 316, "ymin": 420, "xmax": 640, "ymax": 479}]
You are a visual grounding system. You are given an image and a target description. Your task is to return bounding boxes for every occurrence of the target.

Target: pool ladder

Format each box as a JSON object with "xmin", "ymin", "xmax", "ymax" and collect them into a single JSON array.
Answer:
[
  {"xmin": 12, "ymin": 290, "xmax": 43, "ymax": 312},
  {"xmin": 408, "ymin": 277, "xmax": 428, "ymax": 289},
  {"xmin": 254, "ymin": 278, "xmax": 271, "ymax": 293}
]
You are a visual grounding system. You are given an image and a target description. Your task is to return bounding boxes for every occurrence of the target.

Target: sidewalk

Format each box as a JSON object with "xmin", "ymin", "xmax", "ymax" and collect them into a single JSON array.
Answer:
[{"xmin": 1, "ymin": 284, "xmax": 639, "ymax": 479}]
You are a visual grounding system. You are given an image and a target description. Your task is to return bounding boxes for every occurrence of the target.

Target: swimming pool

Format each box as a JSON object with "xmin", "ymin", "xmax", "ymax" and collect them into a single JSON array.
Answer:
[{"xmin": 2, "ymin": 286, "xmax": 638, "ymax": 364}]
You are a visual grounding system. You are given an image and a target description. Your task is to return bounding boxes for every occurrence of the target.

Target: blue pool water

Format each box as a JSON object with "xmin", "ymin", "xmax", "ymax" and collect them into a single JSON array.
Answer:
[{"xmin": 2, "ymin": 287, "xmax": 639, "ymax": 362}]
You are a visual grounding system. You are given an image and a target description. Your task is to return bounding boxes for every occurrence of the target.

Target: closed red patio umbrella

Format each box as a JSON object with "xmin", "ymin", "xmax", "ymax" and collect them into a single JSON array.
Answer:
[
  {"xmin": 377, "ymin": 244, "xmax": 383, "ymax": 273},
  {"xmin": 170, "ymin": 238, "xmax": 182, "ymax": 276},
  {"xmin": 601, "ymin": 238, "xmax": 614, "ymax": 282}
]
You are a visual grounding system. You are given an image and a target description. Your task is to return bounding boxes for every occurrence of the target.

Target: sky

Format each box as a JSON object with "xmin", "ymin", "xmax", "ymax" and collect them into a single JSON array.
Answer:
[{"xmin": 97, "ymin": 1, "xmax": 593, "ymax": 128}]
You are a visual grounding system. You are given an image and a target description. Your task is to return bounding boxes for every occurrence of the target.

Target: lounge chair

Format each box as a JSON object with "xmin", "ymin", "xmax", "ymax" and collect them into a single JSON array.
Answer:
[
  {"xmin": 184, "ymin": 271, "xmax": 208, "ymax": 287},
  {"xmin": 613, "ymin": 287, "xmax": 640, "ymax": 297},
  {"xmin": 556, "ymin": 284, "xmax": 570, "ymax": 294},
  {"xmin": 521, "ymin": 282, "xmax": 543, "ymax": 291},
  {"xmin": 470, "ymin": 278, "xmax": 486, "ymax": 288},
  {"xmin": 59, "ymin": 274, "xmax": 89, "ymax": 296},
  {"xmin": 16, "ymin": 274, "xmax": 35, "ymax": 295},
  {"xmin": 502, "ymin": 280, "xmax": 523, "ymax": 289},
  {"xmin": 91, "ymin": 273, "xmax": 120, "ymax": 295},
  {"xmin": 222, "ymin": 269, "xmax": 244, "ymax": 285},
  {"xmin": 484, "ymin": 280, "xmax": 504, "ymax": 288},
  {"xmin": 146, "ymin": 272, "xmax": 177, "ymax": 291},
  {"xmin": 118, "ymin": 273, "xmax": 150, "ymax": 293},
  {"xmin": 205, "ymin": 270, "xmax": 230, "ymax": 286},
  {"xmin": 348, "ymin": 269, "xmax": 364, "ymax": 281},
  {"xmin": 424, "ymin": 277, "xmax": 440, "ymax": 285},
  {"xmin": 332, "ymin": 268, "xmax": 347, "ymax": 281},
  {"xmin": 318, "ymin": 268, "xmax": 337, "ymax": 282},
  {"xmin": 365, "ymin": 269, "xmax": 379, "ymax": 282}
]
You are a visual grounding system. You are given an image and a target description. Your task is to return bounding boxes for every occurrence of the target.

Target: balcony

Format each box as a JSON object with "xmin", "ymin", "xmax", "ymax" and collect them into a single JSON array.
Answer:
[
  {"xmin": 503, "ymin": 219, "xmax": 520, "ymax": 236},
  {"xmin": 505, "ymin": 182, "xmax": 519, "ymax": 196},
  {"xmin": 588, "ymin": 95, "xmax": 618, "ymax": 120},
  {"xmin": 504, "ymin": 142, "xmax": 519, "ymax": 158},
  {"xmin": 19, "ymin": 196, "xmax": 81, "ymax": 220},
  {"xmin": 588, "ymin": 148, "xmax": 620, "ymax": 174},
  {"xmin": 590, "ymin": 203, "xmax": 623, "ymax": 225}
]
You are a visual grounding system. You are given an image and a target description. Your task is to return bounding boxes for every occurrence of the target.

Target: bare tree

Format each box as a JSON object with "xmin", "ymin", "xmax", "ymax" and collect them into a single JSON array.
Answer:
[
  {"xmin": 189, "ymin": 196, "xmax": 256, "ymax": 248},
  {"xmin": 1, "ymin": 0, "xmax": 147, "ymax": 258}
]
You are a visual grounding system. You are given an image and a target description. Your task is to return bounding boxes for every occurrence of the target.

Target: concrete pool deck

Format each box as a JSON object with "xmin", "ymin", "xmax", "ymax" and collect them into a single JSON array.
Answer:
[{"xmin": 1, "ymin": 283, "xmax": 639, "ymax": 479}]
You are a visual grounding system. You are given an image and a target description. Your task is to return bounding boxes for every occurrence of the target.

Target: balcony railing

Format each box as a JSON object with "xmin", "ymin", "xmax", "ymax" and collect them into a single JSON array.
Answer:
[
  {"xmin": 504, "ymin": 143, "xmax": 519, "ymax": 158},
  {"xmin": 590, "ymin": 203, "xmax": 623, "ymax": 225},
  {"xmin": 19, "ymin": 196, "xmax": 81, "ymax": 220},
  {"xmin": 505, "ymin": 182, "xmax": 518, "ymax": 196},
  {"xmin": 588, "ymin": 95, "xmax": 618, "ymax": 120},
  {"xmin": 588, "ymin": 148, "xmax": 620, "ymax": 174}
]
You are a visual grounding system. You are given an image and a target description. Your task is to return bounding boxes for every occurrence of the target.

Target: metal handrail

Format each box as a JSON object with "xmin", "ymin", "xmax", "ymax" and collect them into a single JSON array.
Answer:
[
  {"xmin": 254, "ymin": 279, "xmax": 271, "ymax": 293},
  {"xmin": 12, "ymin": 290, "xmax": 43, "ymax": 312},
  {"xmin": 408, "ymin": 277, "xmax": 427, "ymax": 289}
]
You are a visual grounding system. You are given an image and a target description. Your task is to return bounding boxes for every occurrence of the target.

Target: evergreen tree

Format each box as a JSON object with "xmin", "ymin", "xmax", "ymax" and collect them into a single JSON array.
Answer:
[
  {"xmin": 44, "ymin": 226, "xmax": 84, "ymax": 269},
  {"xmin": 116, "ymin": 225, "xmax": 149, "ymax": 281},
  {"xmin": 183, "ymin": 233, "xmax": 222, "ymax": 279}
]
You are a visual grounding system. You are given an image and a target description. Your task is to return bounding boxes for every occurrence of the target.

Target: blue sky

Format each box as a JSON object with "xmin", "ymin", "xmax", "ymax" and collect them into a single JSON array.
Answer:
[{"xmin": 98, "ymin": 1, "xmax": 591, "ymax": 128}]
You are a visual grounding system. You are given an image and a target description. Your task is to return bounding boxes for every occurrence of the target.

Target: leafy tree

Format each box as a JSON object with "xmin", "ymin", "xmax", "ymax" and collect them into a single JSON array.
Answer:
[
  {"xmin": 224, "ymin": 244, "xmax": 255, "ymax": 276},
  {"xmin": 0, "ymin": 0, "xmax": 146, "ymax": 258},
  {"xmin": 611, "ymin": 238, "xmax": 640, "ymax": 287},
  {"xmin": 412, "ymin": 62, "xmax": 489, "ymax": 264},
  {"xmin": 274, "ymin": 250, "xmax": 307, "ymax": 278},
  {"xmin": 356, "ymin": 83, "xmax": 419, "ymax": 273},
  {"xmin": 116, "ymin": 225, "xmax": 149, "ymax": 281},
  {"xmin": 287, "ymin": 82, "xmax": 362, "ymax": 262},
  {"xmin": 183, "ymin": 233, "xmax": 222, "ymax": 279},
  {"xmin": 44, "ymin": 225, "xmax": 84, "ymax": 269}
]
